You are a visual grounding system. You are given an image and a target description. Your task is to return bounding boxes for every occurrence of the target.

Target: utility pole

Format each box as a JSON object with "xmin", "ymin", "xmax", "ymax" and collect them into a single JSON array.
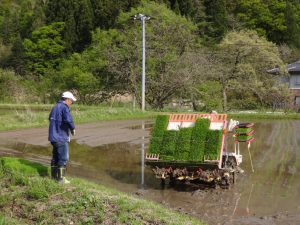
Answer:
[{"xmin": 132, "ymin": 14, "xmax": 151, "ymax": 111}]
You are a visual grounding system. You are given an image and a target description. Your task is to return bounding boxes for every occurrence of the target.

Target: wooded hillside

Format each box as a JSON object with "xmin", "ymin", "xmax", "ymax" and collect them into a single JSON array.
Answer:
[{"xmin": 0, "ymin": 0, "xmax": 299, "ymax": 111}]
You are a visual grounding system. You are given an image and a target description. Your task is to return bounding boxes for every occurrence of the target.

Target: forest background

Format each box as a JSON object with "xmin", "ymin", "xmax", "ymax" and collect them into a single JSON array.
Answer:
[{"xmin": 1, "ymin": 0, "xmax": 300, "ymax": 112}]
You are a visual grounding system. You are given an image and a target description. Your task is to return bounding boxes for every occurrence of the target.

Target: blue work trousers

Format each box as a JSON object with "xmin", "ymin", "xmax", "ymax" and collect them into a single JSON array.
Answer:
[{"xmin": 51, "ymin": 142, "xmax": 69, "ymax": 167}]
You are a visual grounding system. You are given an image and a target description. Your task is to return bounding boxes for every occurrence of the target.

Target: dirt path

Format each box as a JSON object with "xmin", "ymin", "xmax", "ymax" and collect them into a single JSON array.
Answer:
[{"xmin": 0, "ymin": 119, "xmax": 152, "ymax": 147}]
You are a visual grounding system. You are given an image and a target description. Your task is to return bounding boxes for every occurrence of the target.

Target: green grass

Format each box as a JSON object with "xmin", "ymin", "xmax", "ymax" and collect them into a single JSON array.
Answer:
[
  {"xmin": 0, "ymin": 214, "xmax": 20, "ymax": 225},
  {"xmin": 0, "ymin": 157, "xmax": 49, "ymax": 176},
  {"xmin": 0, "ymin": 104, "xmax": 159, "ymax": 131},
  {"xmin": 0, "ymin": 157, "xmax": 206, "ymax": 225},
  {"xmin": 1, "ymin": 104, "xmax": 300, "ymax": 132},
  {"xmin": 228, "ymin": 112, "xmax": 300, "ymax": 120}
]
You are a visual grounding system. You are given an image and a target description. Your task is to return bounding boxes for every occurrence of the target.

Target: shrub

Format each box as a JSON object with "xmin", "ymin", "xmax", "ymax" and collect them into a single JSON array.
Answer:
[
  {"xmin": 228, "ymin": 98, "xmax": 259, "ymax": 110},
  {"xmin": 189, "ymin": 119, "xmax": 210, "ymax": 161},
  {"xmin": 0, "ymin": 69, "xmax": 24, "ymax": 103}
]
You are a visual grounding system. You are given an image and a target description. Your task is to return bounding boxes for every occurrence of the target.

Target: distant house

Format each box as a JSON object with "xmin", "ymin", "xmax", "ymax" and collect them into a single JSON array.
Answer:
[{"xmin": 268, "ymin": 60, "xmax": 300, "ymax": 108}]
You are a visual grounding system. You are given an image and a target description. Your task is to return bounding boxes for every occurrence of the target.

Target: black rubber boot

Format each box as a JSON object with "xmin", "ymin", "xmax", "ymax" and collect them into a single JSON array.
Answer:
[
  {"xmin": 51, "ymin": 165, "xmax": 58, "ymax": 180},
  {"xmin": 57, "ymin": 166, "xmax": 70, "ymax": 184}
]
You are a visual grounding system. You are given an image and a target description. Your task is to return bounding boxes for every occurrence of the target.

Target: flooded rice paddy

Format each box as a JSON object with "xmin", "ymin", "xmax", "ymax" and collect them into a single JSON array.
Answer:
[{"xmin": 1, "ymin": 120, "xmax": 300, "ymax": 225}]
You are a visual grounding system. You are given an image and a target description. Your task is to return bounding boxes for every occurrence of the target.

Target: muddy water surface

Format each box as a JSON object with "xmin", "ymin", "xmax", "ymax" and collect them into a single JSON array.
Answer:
[{"xmin": 1, "ymin": 120, "xmax": 300, "ymax": 225}]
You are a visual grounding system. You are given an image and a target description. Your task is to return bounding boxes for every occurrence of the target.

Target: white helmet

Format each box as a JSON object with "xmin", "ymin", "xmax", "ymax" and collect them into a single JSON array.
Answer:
[{"xmin": 62, "ymin": 91, "xmax": 77, "ymax": 102}]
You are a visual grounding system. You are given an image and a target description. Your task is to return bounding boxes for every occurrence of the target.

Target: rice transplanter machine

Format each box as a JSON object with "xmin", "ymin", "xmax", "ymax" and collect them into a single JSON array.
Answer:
[{"xmin": 145, "ymin": 113, "xmax": 254, "ymax": 186}]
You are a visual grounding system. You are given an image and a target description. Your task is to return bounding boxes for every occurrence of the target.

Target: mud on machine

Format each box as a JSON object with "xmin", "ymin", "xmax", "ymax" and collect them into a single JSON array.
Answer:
[{"xmin": 145, "ymin": 113, "xmax": 254, "ymax": 187}]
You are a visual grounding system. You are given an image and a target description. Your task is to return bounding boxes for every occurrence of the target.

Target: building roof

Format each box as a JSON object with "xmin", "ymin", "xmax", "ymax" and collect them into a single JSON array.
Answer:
[
  {"xmin": 267, "ymin": 60, "xmax": 300, "ymax": 74},
  {"xmin": 287, "ymin": 60, "xmax": 300, "ymax": 73}
]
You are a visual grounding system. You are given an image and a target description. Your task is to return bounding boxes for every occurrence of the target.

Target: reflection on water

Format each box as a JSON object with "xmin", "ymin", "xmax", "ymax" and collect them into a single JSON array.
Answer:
[
  {"xmin": 224, "ymin": 120, "xmax": 300, "ymax": 224},
  {"xmin": 125, "ymin": 123, "xmax": 153, "ymax": 130},
  {"xmin": 141, "ymin": 121, "xmax": 145, "ymax": 188},
  {"xmin": 1, "ymin": 139, "xmax": 160, "ymax": 192},
  {"xmin": 1, "ymin": 120, "xmax": 300, "ymax": 224}
]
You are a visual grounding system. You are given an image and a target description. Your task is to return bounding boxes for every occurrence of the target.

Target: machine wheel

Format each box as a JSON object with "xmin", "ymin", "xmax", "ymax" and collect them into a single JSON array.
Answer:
[
  {"xmin": 161, "ymin": 178, "xmax": 166, "ymax": 188},
  {"xmin": 232, "ymin": 171, "xmax": 236, "ymax": 184},
  {"xmin": 169, "ymin": 176, "xmax": 176, "ymax": 186},
  {"xmin": 224, "ymin": 156, "xmax": 237, "ymax": 170}
]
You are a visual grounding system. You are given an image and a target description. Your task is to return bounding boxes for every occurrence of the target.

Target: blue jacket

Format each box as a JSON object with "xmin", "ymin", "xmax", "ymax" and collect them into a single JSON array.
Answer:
[{"xmin": 48, "ymin": 100, "xmax": 75, "ymax": 142}]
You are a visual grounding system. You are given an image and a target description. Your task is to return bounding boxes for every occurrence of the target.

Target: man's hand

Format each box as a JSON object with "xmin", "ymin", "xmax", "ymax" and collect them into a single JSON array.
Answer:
[{"xmin": 71, "ymin": 129, "xmax": 76, "ymax": 136}]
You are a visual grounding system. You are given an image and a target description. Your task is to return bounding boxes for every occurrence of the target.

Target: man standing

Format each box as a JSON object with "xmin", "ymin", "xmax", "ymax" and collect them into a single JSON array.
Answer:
[{"xmin": 48, "ymin": 91, "xmax": 76, "ymax": 184}]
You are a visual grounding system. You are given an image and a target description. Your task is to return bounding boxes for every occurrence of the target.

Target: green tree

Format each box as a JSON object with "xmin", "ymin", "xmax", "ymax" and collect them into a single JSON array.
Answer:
[
  {"xmin": 0, "ymin": 0, "xmax": 46, "ymax": 43},
  {"xmin": 192, "ymin": 81, "xmax": 223, "ymax": 112},
  {"xmin": 158, "ymin": 0, "xmax": 206, "ymax": 41},
  {"xmin": 285, "ymin": 2, "xmax": 300, "ymax": 48},
  {"xmin": 19, "ymin": 5, "xmax": 34, "ymax": 40},
  {"xmin": 211, "ymin": 30, "xmax": 284, "ymax": 111},
  {"xmin": 23, "ymin": 22, "xmax": 65, "ymax": 76},
  {"xmin": 0, "ymin": 0, "xmax": 46, "ymax": 72},
  {"xmin": 203, "ymin": 0, "xmax": 228, "ymax": 44},
  {"xmin": 5, "ymin": 36, "xmax": 25, "ymax": 74},
  {"xmin": 90, "ymin": 0, "xmax": 140, "ymax": 29},
  {"xmin": 230, "ymin": 0, "xmax": 287, "ymax": 44},
  {"xmin": 0, "ymin": 9, "xmax": 20, "ymax": 44},
  {"xmin": 57, "ymin": 1, "xmax": 200, "ymax": 107},
  {"xmin": 110, "ymin": 1, "xmax": 200, "ymax": 109},
  {"xmin": 31, "ymin": 1, "xmax": 46, "ymax": 30},
  {"xmin": 0, "ymin": 40, "xmax": 12, "ymax": 67},
  {"xmin": 45, "ymin": 0, "xmax": 94, "ymax": 52},
  {"xmin": 159, "ymin": 0, "xmax": 205, "ymax": 23},
  {"xmin": 58, "ymin": 52, "xmax": 104, "ymax": 104},
  {"xmin": 172, "ymin": 0, "xmax": 181, "ymax": 14}
]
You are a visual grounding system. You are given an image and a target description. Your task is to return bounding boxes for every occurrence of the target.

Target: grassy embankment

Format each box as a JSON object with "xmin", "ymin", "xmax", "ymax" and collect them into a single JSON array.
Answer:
[
  {"xmin": 228, "ymin": 111, "xmax": 300, "ymax": 120},
  {"xmin": 1, "ymin": 103, "xmax": 300, "ymax": 131},
  {"xmin": 0, "ymin": 104, "xmax": 159, "ymax": 131},
  {"xmin": 0, "ymin": 157, "xmax": 205, "ymax": 225}
]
